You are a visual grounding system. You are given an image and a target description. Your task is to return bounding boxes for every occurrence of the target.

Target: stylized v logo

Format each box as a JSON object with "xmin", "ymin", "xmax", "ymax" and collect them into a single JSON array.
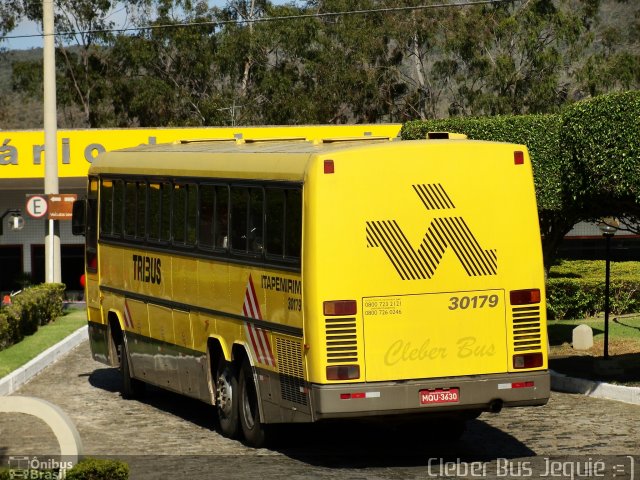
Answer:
[{"xmin": 366, "ymin": 184, "xmax": 497, "ymax": 280}]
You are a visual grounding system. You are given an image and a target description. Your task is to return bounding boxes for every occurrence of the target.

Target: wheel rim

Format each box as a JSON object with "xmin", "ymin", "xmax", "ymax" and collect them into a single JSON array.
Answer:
[
  {"xmin": 217, "ymin": 370, "xmax": 234, "ymax": 418},
  {"xmin": 242, "ymin": 381, "xmax": 256, "ymax": 430}
]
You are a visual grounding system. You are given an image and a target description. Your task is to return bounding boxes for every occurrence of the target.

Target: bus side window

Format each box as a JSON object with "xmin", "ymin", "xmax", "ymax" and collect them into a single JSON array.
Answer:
[
  {"xmin": 265, "ymin": 188, "xmax": 285, "ymax": 258},
  {"xmin": 148, "ymin": 183, "xmax": 161, "ymax": 242},
  {"xmin": 173, "ymin": 183, "xmax": 186, "ymax": 244},
  {"xmin": 214, "ymin": 185, "xmax": 229, "ymax": 251},
  {"xmin": 136, "ymin": 181, "xmax": 147, "ymax": 240},
  {"xmin": 124, "ymin": 181, "xmax": 137, "ymax": 237},
  {"xmin": 199, "ymin": 184, "xmax": 215, "ymax": 248},
  {"xmin": 285, "ymin": 188, "xmax": 302, "ymax": 260},
  {"xmin": 186, "ymin": 183, "xmax": 197, "ymax": 246},
  {"xmin": 230, "ymin": 187, "xmax": 248, "ymax": 252},
  {"xmin": 113, "ymin": 180, "xmax": 123, "ymax": 237},
  {"xmin": 248, "ymin": 188, "xmax": 264, "ymax": 254},
  {"xmin": 100, "ymin": 179, "xmax": 113, "ymax": 236},
  {"xmin": 160, "ymin": 183, "xmax": 171, "ymax": 242}
]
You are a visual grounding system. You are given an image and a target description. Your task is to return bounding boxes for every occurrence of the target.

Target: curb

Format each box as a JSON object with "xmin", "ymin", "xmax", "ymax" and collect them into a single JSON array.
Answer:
[
  {"xmin": 0, "ymin": 325, "xmax": 88, "ymax": 396},
  {"xmin": 550, "ymin": 370, "xmax": 640, "ymax": 405}
]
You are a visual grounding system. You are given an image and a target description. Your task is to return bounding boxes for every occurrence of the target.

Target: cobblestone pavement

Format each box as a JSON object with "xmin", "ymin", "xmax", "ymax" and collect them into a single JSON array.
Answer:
[{"xmin": 1, "ymin": 341, "xmax": 638, "ymax": 479}]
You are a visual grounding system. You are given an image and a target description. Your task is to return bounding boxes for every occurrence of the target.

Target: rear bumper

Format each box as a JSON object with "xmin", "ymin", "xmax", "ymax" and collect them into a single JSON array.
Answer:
[{"xmin": 310, "ymin": 370, "xmax": 549, "ymax": 420}]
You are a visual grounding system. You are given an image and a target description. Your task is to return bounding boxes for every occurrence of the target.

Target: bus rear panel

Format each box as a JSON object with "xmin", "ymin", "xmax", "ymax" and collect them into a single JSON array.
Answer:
[{"xmin": 303, "ymin": 140, "xmax": 549, "ymax": 420}]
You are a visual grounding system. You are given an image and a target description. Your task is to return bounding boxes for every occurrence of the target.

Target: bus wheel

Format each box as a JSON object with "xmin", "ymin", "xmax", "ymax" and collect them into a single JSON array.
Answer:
[
  {"xmin": 216, "ymin": 359, "xmax": 239, "ymax": 438},
  {"xmin": 119, "ymin": 340, "xmax": 145, "ymax": 399},
  {"xmin": 238, "ymin": 359, "xmax": 267, "ymax": 448}
]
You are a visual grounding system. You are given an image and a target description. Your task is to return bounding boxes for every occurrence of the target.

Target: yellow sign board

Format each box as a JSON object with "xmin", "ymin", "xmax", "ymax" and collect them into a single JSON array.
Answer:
[{"xmin": 0, "ymin": 126, "xmax": 402, "ymax": 179}]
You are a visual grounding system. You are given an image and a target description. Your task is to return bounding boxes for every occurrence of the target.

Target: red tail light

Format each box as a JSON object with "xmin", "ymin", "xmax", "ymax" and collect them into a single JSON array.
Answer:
[
  {"xmin": 323, "ymin": 300, "xmax": 357, "ymax": 316},
  {"xmin": 514, "ymin": 151, "xmax": 525, "ymax": 165},
  {"xmin": 510, "ymin": 289, "xmax": 540, "ymax": 305},
  {"xmin": 513, "ymin": 353, "xmax": 543, "ymax": 369},
  {"xmin": 324, "ymin": 159, "xmax": 335, "ymax": 174}
]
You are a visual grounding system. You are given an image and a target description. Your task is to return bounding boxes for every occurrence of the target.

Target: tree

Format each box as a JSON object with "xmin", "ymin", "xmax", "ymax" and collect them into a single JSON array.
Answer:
[
  {"xmin": 432, "ymin": 0, "xmax": 598, "ymax": 116},
  {"xmin": 10, "ymin": 0, "xmax": 137, "ymax": 127},
  {"xmin": 108, "ymin": 9, "xmax": 224, "ymax": 126},
  {"xmin": 577, "ymin": 20, "xmax": 640, "ymax": 96},
  {"xmin": 0, "ymin": 0, "xmax": 23, "ymax": 42}
]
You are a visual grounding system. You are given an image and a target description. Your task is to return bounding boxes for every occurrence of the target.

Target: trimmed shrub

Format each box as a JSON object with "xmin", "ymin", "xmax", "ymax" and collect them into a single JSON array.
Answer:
[
  {"xmin": 0, "ymin": 283, "xmax": 65, "ymax": 351},
  {"xmin": 546, "ymin": 261, "xmax": 640, "ymax": 319},
  {"xmin": 560, "ymin": 91, "xmax": 640, "ymax": 217},
  {"xmin": 66, "ymin": 458, "xmax": 129, "ymax": 480}
]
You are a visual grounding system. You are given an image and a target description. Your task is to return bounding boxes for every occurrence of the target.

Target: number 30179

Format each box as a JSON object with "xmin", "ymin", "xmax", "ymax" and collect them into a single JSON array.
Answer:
[
  {"xmin": 288, "ymin": 297, "xmax": 302, "ymax": 311},
  {"xmin": 448, "ymin": 294, "xmax": 499, "ymax": 310}
]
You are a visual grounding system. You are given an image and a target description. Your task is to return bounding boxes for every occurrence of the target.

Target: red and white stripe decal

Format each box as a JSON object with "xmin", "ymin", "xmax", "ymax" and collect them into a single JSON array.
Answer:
[
  {"xmin": 242, "ymin": 275, "xmax": 275, "ymax": 367},
  {"xmin": 123, "ymin": 299, "xmax": 134, "ymax": 329}
]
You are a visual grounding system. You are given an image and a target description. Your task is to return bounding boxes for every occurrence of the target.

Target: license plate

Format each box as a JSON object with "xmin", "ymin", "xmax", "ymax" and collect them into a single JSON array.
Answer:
[{"xmin": 419, "ymin": 388, "xmax": 460, "ymax": 405}]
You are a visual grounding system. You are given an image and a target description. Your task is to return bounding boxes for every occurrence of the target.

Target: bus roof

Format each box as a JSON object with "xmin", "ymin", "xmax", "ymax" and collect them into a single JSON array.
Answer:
[
  {"xmin": 89, "ymin": 136, "xmax": 393, "ymax": 181},
  {"xmin": 89, "ymin": 137, "xmax": 518, "ymax": 182}
]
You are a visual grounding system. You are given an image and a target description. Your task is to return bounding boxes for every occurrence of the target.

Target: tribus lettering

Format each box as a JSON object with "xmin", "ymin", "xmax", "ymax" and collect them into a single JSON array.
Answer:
[{"xmin": 132, "ymin": 254, "xmax": 161, "ymax": 284}]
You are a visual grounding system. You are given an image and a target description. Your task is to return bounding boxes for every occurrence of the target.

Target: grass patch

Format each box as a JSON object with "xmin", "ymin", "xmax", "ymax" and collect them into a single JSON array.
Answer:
[
  {"xmin": 548, "ymin": 315, "xmax": 640, "ymax": 386},
  {"xmin": 0, "ymin": 308, "xmax": 86, "ymax": 378},
  {"xmin": 547, "ymin": 314, "xmax": 640, "ymax": 346}
]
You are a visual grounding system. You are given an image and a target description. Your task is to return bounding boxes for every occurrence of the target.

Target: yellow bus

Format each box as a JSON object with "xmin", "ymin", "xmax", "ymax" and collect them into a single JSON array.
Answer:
[{"xmin": 73, "ymin": 126, "xmax": 549, "ymax": 447}]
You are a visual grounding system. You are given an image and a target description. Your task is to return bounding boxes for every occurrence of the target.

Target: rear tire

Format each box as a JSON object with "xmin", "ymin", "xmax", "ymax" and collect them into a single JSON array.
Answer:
[
  {"xmin": 120, "ymin": 340, "xmax": 145, "ymax": 399},
  {"xmin": 238, "ymin": 359, "xmax": 267, "ymax": 447},
  {"xmin": 216, "ymin": 359, "xmax": 240, "ymax": 439}
]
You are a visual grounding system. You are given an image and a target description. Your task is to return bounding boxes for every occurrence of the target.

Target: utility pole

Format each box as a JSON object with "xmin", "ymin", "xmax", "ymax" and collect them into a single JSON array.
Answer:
[{"xmin": 43, "ymin": 0, "xmax": 61, "ymax": 283}]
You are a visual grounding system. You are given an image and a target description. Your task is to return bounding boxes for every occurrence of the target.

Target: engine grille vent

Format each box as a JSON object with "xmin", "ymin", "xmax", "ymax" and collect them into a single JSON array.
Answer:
[
  {"xmin": 511, "ymin": 305, "xmax": 542, "ymax": 352},
  {"xmin": 275, "ymin": 337, "xmax": 307, "ymax": 406},
  {"xmin": 325, "ymin": 317, "xmax": 358, "ymax": 364}
]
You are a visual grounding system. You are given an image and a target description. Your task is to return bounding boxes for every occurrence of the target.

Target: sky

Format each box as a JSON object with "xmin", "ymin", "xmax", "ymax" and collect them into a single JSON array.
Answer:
[
  {"xmin": 4, "ymin": 20, "xmax": 43, "ymax": 50},
  {"xmin": 2, "ymin": 0, "xmax": 291, "ymax": 51}
]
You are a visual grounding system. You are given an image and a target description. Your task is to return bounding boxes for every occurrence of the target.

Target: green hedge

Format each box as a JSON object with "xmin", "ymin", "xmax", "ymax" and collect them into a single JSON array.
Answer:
[
  {"xmin": 560, "ymin": 91, "xmax": 640, "ymax": 214},
  {"xmin": 0, "ymin": 283, "xmax": 65, "ymax": 351},
  {"xmin": 0, "ymin": 459, "xmax": 128, "ymax": 480},
  {"xmin": 546, "ymin": 261, "xmax": 640, "ymax": 320},
  {"xmin": 66, "ymin": 458, "xmax": 129, "ymax": 480}
]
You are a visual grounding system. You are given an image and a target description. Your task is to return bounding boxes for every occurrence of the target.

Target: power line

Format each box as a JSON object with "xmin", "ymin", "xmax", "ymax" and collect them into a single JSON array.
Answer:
[{"xmin": 2, "ymin": 0, "xmax": 511, "ymax": 40}]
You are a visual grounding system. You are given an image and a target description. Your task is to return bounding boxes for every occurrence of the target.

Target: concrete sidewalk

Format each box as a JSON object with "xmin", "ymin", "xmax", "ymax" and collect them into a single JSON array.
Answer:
[{"xmin": 0, "ymin": 326, "xmax": 88, "ymax": 396}]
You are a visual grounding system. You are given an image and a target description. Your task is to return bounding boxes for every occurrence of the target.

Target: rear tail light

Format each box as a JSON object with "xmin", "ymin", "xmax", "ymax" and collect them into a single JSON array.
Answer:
[
  {"xmin": 323, "ymin": 300, "xmax": 357, "ymax": 316},
  {"xmin": 513, "ymin": 353, "xmax": 543, "ymax": 369},
  {"xmin": 324, "ymin": 159, "xmax": 335, "ymax": 174},
  {"xmin": 510, "ymin": 289, "xmax": 540, "ymax": 305},
  {"xmin": 514, "ymin": 151, "xmax": 525, "ymax": 165},
  {"xmin": 326, "ymin": 365, "xmax": 360, "ymax": 380}
]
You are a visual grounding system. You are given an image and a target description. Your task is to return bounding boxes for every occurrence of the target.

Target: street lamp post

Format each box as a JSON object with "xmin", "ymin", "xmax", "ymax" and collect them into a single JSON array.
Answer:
[
  {"xmin": 44, "ymin": 0, "xmax": 61, "ymax": 284},
  {"xmin": 597, "ymin": 218, "xmax": 619, "ymax": 359}
]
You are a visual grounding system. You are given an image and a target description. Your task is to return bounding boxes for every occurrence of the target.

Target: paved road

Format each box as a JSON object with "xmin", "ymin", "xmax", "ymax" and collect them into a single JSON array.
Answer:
[{"xmin": 1, "ymin": 341, "xmax": 638, "ymax": 479}]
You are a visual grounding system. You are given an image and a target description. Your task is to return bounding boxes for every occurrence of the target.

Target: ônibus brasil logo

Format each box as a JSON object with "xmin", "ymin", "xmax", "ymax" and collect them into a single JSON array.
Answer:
[{"xmin": 366, "ymin": 184, "xmax": 497, "ymax": 280}]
